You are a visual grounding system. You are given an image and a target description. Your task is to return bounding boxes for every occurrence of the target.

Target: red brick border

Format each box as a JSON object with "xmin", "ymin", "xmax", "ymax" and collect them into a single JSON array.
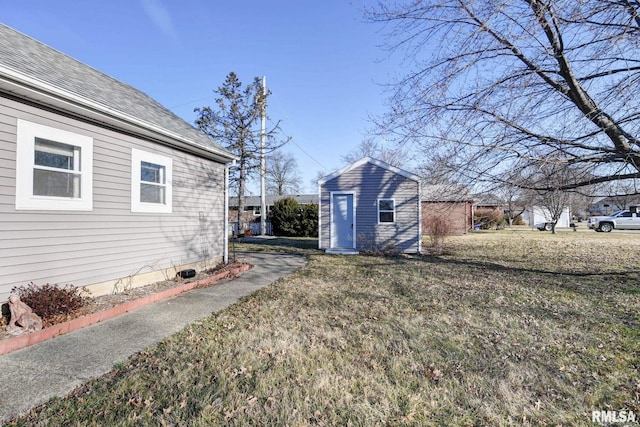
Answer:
[{"xmin": 0, "ymin": 263, "xmax": 251, "ymax": 356}]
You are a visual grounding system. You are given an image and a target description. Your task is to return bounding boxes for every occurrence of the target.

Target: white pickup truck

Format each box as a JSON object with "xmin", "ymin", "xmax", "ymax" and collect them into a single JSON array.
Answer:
[{"xmin": 587, "ymin": 208, "xmax": 640, "ymax": 232}]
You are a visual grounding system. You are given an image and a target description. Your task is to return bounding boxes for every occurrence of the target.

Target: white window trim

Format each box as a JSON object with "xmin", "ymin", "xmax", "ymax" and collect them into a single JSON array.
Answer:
[
  {"xmin": 378, "ymin": 198, "xmax": 396, "ymax": 224},
  {"xmin": 15, "ymin": 119, "xmax": 93, "ymax": 211},
  {"xmin": 131, "ymin": 148, "xmax": 172, "ymax": 213}
]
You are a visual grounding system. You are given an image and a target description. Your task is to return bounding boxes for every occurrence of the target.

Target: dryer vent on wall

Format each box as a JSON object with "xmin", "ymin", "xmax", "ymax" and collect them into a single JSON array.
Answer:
[{"xmin": 177, "ymin": 269, "xmax": 196, "ymax": 279}]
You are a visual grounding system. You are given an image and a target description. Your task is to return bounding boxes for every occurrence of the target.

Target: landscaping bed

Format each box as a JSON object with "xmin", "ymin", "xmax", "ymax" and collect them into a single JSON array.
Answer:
[{"xmin": 0, "ymin": 260, "xmax": 251, "ymax": 353}]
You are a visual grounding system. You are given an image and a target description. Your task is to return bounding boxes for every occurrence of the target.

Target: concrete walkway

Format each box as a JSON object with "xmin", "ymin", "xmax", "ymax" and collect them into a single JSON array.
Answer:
[{"xmin": 0, "ymin": 252, "xmax": 306, "ymax": 423}]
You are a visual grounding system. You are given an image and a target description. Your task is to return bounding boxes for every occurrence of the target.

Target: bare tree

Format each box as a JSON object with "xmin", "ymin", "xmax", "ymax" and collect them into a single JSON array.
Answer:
[
  {"xmin": 342, "ymin": 137, "xmax": 406, "ymax": 168},
  {"xmin": 525, "ymin": 159, "xmax": 589, "ymax": 233},
  {"xmin": 366, "ymin": 0, "xmax": 640, "ymax": 192},
  {"xmin": 603, "ymin": 180, "xmax": 640, "ymax": 210},
  {"xmin": 497, "ymin": 181, "xmax": 530, "ymax": 226},
  {"xmin": 266, "ymin": 150, "xmax": 303, "ymax": 196},
  {"xmin": 311, "ymin": 170, "xmax": 327, "ymax": 191},
  {"xmin": 415, "ymin": 150, "xmax": 467, "ymax": 185},
  {"xmin": 538, "ymin": 191, "xmax": 570, "ymax": 234}
]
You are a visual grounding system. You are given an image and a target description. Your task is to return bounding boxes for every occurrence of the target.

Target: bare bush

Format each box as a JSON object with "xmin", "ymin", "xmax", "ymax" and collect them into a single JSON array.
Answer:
[
  {"xmin": 424, "ymin": 215, "xmax": 452, "ymax": 254},
  {"xmin": 10, "ymin": 282, "xmax": 87, "ymax": 326}
]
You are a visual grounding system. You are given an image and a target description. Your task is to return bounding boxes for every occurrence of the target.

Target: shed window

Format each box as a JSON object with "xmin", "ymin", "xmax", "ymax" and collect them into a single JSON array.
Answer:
[
  {"xmin": 15, "ymin": 119, "xmax": 93, "ymax": 211},
  {"xmin": 131, "ymin": 148, "xmax": 172, "ymax": 213},
  {"xmin": 378, "ymin": 199, "xmax": 395, "ymax": 223}
]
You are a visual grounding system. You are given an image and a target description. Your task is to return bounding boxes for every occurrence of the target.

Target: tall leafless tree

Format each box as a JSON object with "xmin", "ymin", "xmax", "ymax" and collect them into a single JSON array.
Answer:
[
  {"xmin": 311, "ymin": 170, "xmax": 327, "ymax": 191},
  {"xmin": 342, "ymin": 137, "xmax": 406, "ymax": 168},
  {"xmin": 366, "ymin": 0, "xmax": 640, "ymax": 193},
  {"xmin": 496, "ymin": 170, "xmax": 531, "ymax": 226},
  {"xmin": 524, "ymin": 157, "xmax": 591, "ymax": 232},
  {"xmin": 266, "ymin": 150, "xmax": 303, "ymax": 196},
  {"xmin": 415, "ymin": 151, "xmax": 463, "ymax": 185}
]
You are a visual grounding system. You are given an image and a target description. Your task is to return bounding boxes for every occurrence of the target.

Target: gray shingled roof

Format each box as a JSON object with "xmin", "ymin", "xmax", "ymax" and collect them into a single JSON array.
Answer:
[
  {"xmin": 422, "ymin": 184, "xmax": 474, "ymax": 202},
  {"xmin": 0, "ymin": 24, "xmax": 231, "ymax": 159}
]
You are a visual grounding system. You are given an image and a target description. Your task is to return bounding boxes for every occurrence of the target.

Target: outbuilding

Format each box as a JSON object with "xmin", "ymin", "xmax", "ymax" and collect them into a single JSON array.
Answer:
[
  {"xmin": 0, "ymin": 24, "xmax": 236, "ymax": 301},
  {"xmin": 318, "ymin": 157, "xmax": 421, "ymax": 254},
  {"xmin": 422, "ymin": 184, "xmax": 474, "ymax": 235}
]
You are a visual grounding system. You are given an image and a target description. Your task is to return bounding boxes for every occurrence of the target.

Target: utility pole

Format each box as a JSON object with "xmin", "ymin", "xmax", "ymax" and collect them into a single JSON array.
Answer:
[{"xmin": 260, "ymin": 76, "xmax": 267, "ymax": 236}]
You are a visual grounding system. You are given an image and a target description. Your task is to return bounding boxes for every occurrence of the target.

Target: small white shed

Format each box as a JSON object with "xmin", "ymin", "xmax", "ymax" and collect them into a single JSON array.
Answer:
[{"xmin": 318, "ymin": 157, "xmax": 421, "ymax": 254}]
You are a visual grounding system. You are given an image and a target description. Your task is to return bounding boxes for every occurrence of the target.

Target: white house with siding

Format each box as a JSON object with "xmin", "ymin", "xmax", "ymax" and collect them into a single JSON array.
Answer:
[
  {"xmin": 0, "ymin": 24, "xmax": 236, "ymax": 302},
  {"xmin": 318, "ymin": 157, "xmax": 421, "ymax": 254}
]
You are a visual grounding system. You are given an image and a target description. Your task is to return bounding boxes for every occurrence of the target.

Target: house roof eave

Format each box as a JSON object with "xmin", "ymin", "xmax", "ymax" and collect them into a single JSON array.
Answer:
[{"xmin": 0, "ymin": 69, "xmax": 237, "ymax": 163}]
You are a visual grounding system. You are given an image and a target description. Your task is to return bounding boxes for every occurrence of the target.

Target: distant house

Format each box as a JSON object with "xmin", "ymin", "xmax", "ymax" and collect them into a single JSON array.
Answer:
[
  {"xmin": 0, "ymin": 24, "xmax": 236, "ymax": 302},
  {"xmin": 473, "ymin": 193, "xmax": 505, "ymax": 212},
  {"xmin": 422, "ymin": 184, "xmax": 474, "ymax": 235},
  {"xmin": 588, "ymin": 195, "xmax": 640, "ymax": 216},
  {"xmin": 227, "ymin": 194, "xmax": 318, "ymax": 235},
  {"xmin": 318, "ymin": 157, "xmax": 421, "ymax": 254}
]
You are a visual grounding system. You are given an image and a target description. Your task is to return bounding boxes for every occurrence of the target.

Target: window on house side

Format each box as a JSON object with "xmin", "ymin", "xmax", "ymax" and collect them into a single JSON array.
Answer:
[
  {"xmin": 378, "ymin": 199, "xmax": 395, "ymax": 223},
  {"xmin": 15, "ymin": 119, "xmax": 93, "ymax": 211},
  {"xmin": 33, "ymin": 138, "xmax": 81, "ymax": 198},
  {"xmin": 140, "ymin": 161, "xmax": 166, "ymax": 204},
  {"xmin": 131, "ymin": 148, "xmax": 172, "ymax": 213}
]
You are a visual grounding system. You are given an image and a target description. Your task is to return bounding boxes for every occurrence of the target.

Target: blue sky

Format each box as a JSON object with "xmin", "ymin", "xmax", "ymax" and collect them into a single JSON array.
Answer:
[{"xmin": 3, "ymin": 0, "xmax": 401, "ymax": 194}]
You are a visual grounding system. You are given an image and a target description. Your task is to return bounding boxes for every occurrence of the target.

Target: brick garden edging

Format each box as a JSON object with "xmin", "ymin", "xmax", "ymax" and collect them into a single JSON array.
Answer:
[{"xmin": 0, "ymin": 263, "xmax": 252, "ymax": 356}]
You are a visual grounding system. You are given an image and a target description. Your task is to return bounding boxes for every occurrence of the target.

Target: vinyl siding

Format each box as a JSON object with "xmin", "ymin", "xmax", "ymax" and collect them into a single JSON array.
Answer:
[
  {"xmin": 320, "ymin": 162, "xmax": 420, "ymax": 253},
  {"xmin": 0, "ymin": 96, "xmax": 226, "ymax": 301}
]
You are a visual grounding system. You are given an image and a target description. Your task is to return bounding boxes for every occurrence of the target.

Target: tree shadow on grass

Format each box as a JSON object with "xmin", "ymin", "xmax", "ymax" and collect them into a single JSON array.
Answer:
[
  {"xmin": 416, "ymin": 254, "xmax": 640, "ymax": 296},
  {"xmin": 350, "ymin": 252, "xmax": 639, "ymax": 297},
  {"xmin": 235, "ymin": 237, "xmax": 319, "ymax": 251}
]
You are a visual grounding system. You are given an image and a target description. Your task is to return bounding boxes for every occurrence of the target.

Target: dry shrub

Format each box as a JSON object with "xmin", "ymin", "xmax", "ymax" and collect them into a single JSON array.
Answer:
[
  {"xmin": 11, "ymin": 282, "xmax": 87, "ymax": 324},
  {"xmin": 510, "ymin": 214, "xmax": 525, "ymax": 225},
  {"xmin": 473, "ymin": 208, "xmax": 503, "ymax": 229},
  {"xmin": 425, "ymin": 215, "xmax": 452, "ymax": 254}
]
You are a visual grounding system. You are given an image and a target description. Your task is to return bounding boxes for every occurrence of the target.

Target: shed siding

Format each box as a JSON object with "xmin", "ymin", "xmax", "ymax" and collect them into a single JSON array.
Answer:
[
  {"xmin": 320, "ymin": 162, "xmax": 419, "ymax": 253},
  {"xmin": 0, "ymin": 96, "xmax": 225, "ymax": 301}
]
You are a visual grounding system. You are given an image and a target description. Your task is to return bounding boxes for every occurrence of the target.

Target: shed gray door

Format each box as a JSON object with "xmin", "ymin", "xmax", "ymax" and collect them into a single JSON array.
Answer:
[{"xmin": 332, "ymin": 193, "xmax": 354, "ymax": 248}]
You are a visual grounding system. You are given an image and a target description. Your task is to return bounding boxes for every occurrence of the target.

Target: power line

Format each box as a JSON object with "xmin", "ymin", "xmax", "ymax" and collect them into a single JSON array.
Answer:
[
  {"xmin": 288, "ymin": 138, "xmax": 330, "ymax": 172},
  {"xmin": 266, "ymin": 116, "xmax": 330, "ymax": 173},
  {"xmin": 169, "ymin": 96, "xmax": 212, "ymax": 110}
]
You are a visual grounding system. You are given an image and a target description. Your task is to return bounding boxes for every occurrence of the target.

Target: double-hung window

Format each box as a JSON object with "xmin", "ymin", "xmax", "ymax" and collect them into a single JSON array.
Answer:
[
  {"xmin": 34, "ymin": 138, "xmax": 82, "ymax": 198},
  {"xmin": 131, "ymin": 148, "xmax": 172, "ymax": 213},
  {"xmin": 15, "ymin": 119, "xmax": 93, "ymax": 211},
  {"xmin": 378, "ymin": 199, "xmax": 395, "ymax": 223}
]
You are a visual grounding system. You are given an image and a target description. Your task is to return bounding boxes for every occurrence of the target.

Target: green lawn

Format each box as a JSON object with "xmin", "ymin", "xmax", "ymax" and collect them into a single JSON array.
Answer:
[{"xmin": 8, "ymin": 231, "xmax": 640, "ymax": 426}]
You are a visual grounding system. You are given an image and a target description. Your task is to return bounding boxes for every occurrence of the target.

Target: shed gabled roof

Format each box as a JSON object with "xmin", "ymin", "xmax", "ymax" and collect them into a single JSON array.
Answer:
[
  {"xmin": 318, "ymin": 157, "xmax": 421, "ymax": 185},
  {"xmin": 0, "ymin": 24, "xmax": 235, "ymax": 163}
]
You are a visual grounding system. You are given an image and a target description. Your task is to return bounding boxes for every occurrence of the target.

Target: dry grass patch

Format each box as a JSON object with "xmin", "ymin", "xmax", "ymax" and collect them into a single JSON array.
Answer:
[{"xmin": 8, "ymin": 232, "xmax": 640, "ymax": 426}]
